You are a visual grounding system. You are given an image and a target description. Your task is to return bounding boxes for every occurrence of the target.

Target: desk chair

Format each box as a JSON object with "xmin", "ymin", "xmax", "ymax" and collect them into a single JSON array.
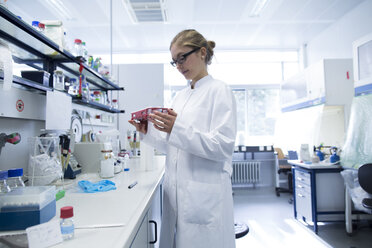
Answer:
[
  {"xmin": 275, "ymin": 149, "xmax": 296, "ymax": 201},
  {"xmin": 358, "ymin": 163, "xmax": 372, "ymax": 210}
]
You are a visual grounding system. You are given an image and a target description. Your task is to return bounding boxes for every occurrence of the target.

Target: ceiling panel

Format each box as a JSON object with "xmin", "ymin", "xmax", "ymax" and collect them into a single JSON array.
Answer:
[{"xmin": 4, "ymin": 0, "xmax": 368, "ymax": 55}]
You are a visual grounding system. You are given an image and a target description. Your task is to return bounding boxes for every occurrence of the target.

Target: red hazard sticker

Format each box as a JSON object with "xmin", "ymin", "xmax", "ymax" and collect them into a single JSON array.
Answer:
[{"xmin": 16, "ymin": 99, "xmax": 24, "ymax": 112}]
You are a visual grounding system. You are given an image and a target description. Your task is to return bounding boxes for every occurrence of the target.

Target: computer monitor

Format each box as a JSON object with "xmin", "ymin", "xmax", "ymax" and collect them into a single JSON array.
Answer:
[{"xmin": 353, "ymin": 33, "xmax": 372, "ymax": 95}]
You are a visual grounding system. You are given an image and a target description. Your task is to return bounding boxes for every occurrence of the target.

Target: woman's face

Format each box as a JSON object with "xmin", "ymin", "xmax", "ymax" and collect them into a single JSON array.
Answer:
[{"xmin": 170, "ymin": 44, "xmax": 207, "ymax": 82}]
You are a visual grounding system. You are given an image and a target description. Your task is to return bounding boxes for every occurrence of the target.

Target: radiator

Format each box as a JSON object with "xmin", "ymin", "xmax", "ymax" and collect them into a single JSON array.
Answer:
[{"xmin": 232, "ymin": 161, "xmax": 261, "ymax": 185}]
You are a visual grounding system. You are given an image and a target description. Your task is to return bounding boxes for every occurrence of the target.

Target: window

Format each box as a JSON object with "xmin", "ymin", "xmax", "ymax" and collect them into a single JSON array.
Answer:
[{"xmin": 164, "ymin": 50, "xmax": 299, "ymax": 146}]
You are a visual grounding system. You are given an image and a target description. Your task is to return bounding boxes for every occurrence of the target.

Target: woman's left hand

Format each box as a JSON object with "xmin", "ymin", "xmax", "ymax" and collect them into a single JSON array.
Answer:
[{"xmin": 149, "ymin": 109, "xmax": 177, "ymax": 134}]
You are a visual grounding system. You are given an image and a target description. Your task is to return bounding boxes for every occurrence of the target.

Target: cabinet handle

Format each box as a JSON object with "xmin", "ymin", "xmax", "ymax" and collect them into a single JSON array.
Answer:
[
  {"xmin": 297, "ymin": 193, "xmax": 304, "ymax": 198},
  {"xmin": 297, "ymin": 177, "xmax": 304, "ymax": 181},
  {"xmin": 297, "ymin": 185, "xmax": 304, "ymax": 189},
  {"xmin": 149, "ymin": 220, "xmax": 157, "ymax": 244}
]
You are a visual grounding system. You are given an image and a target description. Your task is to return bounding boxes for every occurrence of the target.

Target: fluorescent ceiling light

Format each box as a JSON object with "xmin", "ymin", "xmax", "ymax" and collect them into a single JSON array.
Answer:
[
  {"xmin": 45, "ymin": 0, "xmax": 73, "ymax": 20},
  {"xmin": 122, "ymin": 0, "xmax": 168, "ymax": 23},
  {"xmin": 249, "ymin": 0, "xmax": 270, "ymax": 17}
]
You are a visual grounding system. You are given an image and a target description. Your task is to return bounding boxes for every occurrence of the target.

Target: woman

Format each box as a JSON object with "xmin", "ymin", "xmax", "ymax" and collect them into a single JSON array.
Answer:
[{"xmin": 129, "ymin": 29, "xmax": 237, "ymax": 248}]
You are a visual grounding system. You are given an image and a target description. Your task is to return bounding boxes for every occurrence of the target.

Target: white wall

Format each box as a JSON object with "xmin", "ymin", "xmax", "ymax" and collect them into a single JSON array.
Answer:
[
  {"xmin": 117, "ymin": 64, "xmax": 164, "ymax": 147},
  {"xmin": 306, "ymin": 0, "xmax": 372, "ymax": 65}
]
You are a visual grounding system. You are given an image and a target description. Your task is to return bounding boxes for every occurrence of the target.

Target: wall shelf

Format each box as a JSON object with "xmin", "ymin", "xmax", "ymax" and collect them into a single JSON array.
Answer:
[{"xmin": 0, "ymin": 5, "xmax": 124, "ymax": 114}]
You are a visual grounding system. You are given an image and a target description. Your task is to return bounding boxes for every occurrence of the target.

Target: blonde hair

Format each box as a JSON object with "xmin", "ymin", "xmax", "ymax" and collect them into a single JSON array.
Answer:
[{"xmin": 170, "ymin": 29, "xmax": 215, "ymax": 65}]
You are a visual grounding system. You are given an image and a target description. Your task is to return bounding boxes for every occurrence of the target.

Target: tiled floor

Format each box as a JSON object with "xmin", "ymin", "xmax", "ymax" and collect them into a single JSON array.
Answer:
[{"xmin": 233, "ymin": 187, "xmax": 372, "ymax": 248}]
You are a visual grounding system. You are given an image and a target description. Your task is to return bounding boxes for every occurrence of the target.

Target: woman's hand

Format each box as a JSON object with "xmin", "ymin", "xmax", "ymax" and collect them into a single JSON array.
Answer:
[
  {"xmin": 149, "ymin": 109, "xmax": 177, "ymax": 134},
  {"xmin": 128, "ymin": 119, "xmax": 148, "ymax": 134}
]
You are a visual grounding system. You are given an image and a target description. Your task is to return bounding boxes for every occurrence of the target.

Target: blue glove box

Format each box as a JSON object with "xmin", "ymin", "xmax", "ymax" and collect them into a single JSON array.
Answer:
[{"xmin": 0, "ymin": 186, "xmax": 56, "ymax": 231}]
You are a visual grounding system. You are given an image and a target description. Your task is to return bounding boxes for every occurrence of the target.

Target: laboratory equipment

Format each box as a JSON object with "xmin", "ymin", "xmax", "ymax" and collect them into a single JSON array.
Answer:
[
  {"xmin": 100, "ymin": 149, "xmax": 114, "ymax": 178},
  {"xmin": 73, "ymin": 142, "xmax": 113, "ymax": 174},
  {"xmin": 73, "ymin": 39, "xmax": 83, "ymax": 57},
  {"xmin": 21, "ymin": 70, "xmax": 50, "ymax": 86},
  {"xmin": 0, "ymin": 132, "xmax": 21, "ymax": 155},
  {"xmin": 7, "ymin": 168, "xmax": 25, "ymax": 189},
  {"xmin": 60, "ymin": 206, "xmax": 74, "ymax": 240},
  {"xmin": 353, "ymin": 32, "xmax": 372, "ymax": 95},
  {"xmin": 53, "ymin": 70, "xmax": 65, "ymax": 91},
  {"xmin": 299, "ymin": 144, "xmax": 311, "ymax": 162},
  {"xmin": 131, "ymin": 107, "xmax": 168, "ymax": 121},
  {"xmin": 330, "ymin": 147, "xmax": 340, "ymax": 163},
  {"xmin": 0, "ymin": 170, "xmax": 10, "ymax": 194},
  {"xmin": 0, "ymin": 186, "xmax": 56, "ymax": 231},
  {"xmin": 28, "ymin": 136, "xmax": 62, "ymax": 186}
]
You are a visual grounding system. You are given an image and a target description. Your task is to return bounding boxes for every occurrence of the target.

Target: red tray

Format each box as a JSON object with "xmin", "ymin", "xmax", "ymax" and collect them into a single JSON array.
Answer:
[{"xmin": 131, "ymin": 107, "xmax": 168, "ymax": 121}]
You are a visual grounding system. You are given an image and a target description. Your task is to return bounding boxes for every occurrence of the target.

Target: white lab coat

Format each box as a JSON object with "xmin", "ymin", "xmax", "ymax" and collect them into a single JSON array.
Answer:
[{"xmin": 141, "ymin": 75, "xmax": 237, "ymax": 248}]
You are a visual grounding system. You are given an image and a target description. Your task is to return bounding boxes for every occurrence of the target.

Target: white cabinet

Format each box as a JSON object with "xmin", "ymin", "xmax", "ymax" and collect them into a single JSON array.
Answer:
[
  {"xmin": 281, "ymin": 59, "xmax": 353, "ymax": 112},
  {"xmin": 131, "ymin": 183, "xmax": 162, "ymax": 248}
]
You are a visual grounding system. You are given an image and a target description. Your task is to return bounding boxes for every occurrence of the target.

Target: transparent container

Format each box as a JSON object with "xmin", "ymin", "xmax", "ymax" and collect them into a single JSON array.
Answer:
[
  {"xmin": 53, "ymin": 70, "xmax": 65, "ymax": 91},
  {"xmin": 0, "ymin": 170, "xmax": 10, "ymax": 194},
  {"xmin": 28, "ymin": 136, "xmax": 62, "ymax": 186},
  {"xmin": 60, "ymin": 206, "xmax": 74, "ymax": 240},
  {"xmin": 112, "ymin": 99, "xmax": 118, "ymax": 109},
  {"xmin": 93, "ymin": 91, "xmax": 101, "ymax": 103},
  {"xmin": 68, "ymin": 78, "xmax": 78, "ymax": 96},
  {"xmin": 38, "ymin": 22, "xmax": 45, "ymax": 34},
  {"xmin": 82, "ymin": 41, "xmax": 88, "ymax": 60},
  {"xmin": 31, "ymin": 21, "xmax": 40, "ymax": 31},
  {"xmin": 73, "ymin": 39, "xmax": 83, "ymax": 57},
  {"xmin": 81, "ymin": 79, "xmax": 90, "ymax": 100},
  {"xmin": 7, "ymin": 168, "xmax": 25, "ymax": 189}
]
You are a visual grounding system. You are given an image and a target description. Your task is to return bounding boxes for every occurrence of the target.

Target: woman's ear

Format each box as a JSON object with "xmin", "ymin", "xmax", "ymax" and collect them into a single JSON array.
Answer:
[{"xmin": 200, "ymin": 47, "xmax": 207, "ymax": 59}]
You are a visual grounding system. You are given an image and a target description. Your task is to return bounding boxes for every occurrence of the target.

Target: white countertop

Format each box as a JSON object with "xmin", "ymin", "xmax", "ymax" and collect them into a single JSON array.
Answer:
[
  {"xmin": 288, "ymin": 160, "xmax": 341, "ymax": 169},
  {"xmin": 0, "ymin": 155, "xmax": 165, "ymax": 248},
  {"xmin": 53, "ymin": 155, "xmax": 165, "ymax": 248}
]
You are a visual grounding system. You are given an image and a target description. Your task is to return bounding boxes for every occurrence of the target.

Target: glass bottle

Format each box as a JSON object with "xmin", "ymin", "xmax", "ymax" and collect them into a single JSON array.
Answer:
[
  {"xmin": 7, "ymin": 168, "xmax": 25, "ymax": 189},
  {"xmin": 60, "ymin": 206, "xmax": 75, "ymax": 240},
  {"xmin": 112, "ymin": 99, "xmax": 118, "ymax": 109},
  {"xmin": 73, "ymin": 39, "xmax": 83, "ymax": 57},
  {"xmin": 0, "ymin": 170, "xmax": 10, "ymax": 194}
]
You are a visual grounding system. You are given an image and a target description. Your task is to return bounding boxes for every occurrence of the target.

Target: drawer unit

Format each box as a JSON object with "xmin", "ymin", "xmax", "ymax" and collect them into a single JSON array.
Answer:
[
  {"xmin": 295, "ymin": 172, "xmax": 312, "ymax": 221},
  {"xmin": 291, "ymin": 163, "xmax": 344, "ymax": 233},
  {"xmin": 295, "ymin": 170, "xmax": 310, "ymax": 186}
]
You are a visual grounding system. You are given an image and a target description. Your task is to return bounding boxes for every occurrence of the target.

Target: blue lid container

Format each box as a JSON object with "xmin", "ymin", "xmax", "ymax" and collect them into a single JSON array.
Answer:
[
  {"xmin": 0, "ymin": 171, "xmax": 8, "ymax": 180},
  {"xmin": 8, "ymin": 168, "xmax": 23, "ymax": 178},
  {"xmin": 31, "ymin": 21, "xmax": 39, "ymax": 27}
]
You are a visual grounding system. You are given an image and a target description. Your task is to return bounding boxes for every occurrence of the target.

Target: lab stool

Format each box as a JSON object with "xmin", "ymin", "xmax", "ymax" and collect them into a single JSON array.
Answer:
[{"xmin": 235, "ymin": 222, "xmax": 249, "ymax": 239}]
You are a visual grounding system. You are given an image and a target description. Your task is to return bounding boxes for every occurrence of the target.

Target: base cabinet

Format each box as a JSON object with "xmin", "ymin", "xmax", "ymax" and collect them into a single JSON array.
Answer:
[{"xmin": 131, "ymin": 184, "xmax": 162, "ymax": 248}]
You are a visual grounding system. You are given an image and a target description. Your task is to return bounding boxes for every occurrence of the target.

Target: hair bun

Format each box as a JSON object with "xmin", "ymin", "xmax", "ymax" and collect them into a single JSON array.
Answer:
[{"xmin": 207, "ymin": 40, "xmax": 216, "ymax": 49}]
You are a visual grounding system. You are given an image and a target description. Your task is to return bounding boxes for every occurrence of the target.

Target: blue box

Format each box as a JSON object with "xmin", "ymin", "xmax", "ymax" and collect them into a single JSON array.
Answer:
[{"xmin": 0, "ymin": 186, "xmax": 56, "ymax": 231}]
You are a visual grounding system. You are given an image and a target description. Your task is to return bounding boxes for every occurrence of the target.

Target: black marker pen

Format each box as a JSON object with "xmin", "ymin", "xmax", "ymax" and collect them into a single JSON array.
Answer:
[{"xmin": 128, "ymin": 181, "xmax": 138, "ymax": 189}]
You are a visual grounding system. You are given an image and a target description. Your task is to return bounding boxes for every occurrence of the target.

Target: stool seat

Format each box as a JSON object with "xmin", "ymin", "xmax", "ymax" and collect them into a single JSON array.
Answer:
[
  {"xmin": 235, "ymin": 222, "xmax": 249, "ymax": 239},
  {"xmin": 362, "ymin": 198, "xmax": 372, "ymax": 209}
]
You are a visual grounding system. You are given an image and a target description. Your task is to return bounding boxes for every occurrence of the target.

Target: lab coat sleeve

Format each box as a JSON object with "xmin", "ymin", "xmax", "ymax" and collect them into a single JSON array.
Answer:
[
  {"xmin": 140, "ymin": 122, "xmax": 169, "ymax": 154},
  {"xmin": 168, "ymin": 84, "xmax": 237, "ymax": 162}
]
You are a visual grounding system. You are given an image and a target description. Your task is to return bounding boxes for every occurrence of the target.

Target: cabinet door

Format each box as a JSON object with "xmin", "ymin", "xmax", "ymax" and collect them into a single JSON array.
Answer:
[
  {"xmin": 305, "ymin": 60, "xmax": 325, "ymax": 101},
  {"xmin": 148, "ymin": 184, "xmax": 162, "ymax": 248},
  {"xmin": 131, "ymin": 213, "xmax": 149, "ymax": 248}
]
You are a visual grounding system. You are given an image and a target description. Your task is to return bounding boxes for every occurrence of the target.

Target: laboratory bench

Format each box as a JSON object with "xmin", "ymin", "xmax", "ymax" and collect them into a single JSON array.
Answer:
[
  {"xmin": 0, "ymin": 156, "xmax": 165, "ymax": 248},
  {"xmin": 289, "ymin": 160, "xmax": 345, "ymax": 234}
]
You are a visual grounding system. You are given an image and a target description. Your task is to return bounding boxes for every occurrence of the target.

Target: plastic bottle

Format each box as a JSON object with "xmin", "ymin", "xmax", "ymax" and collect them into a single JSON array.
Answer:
[
  {"xmin": 81, "ymin": 41, "xmax": 88, "ymax": 61},
  {"xmin": 73, "ymin": 39, "xmax": 83, "ymax": 57},
  {"xmin": 38, "ymin": 22, "xmax": 45, "ymax": 34},
  {"xmin": 7, "ymin": 168, "xmax": 25, "ymax": 189},
  {"xmin": 31, "ymin": 21, "xmax": 40, "ymax": 31},
  {"xmin": 112, "ymin": 99, "xmax": 118, "ymax": 109},
  {"xmin": 0, "ymin": 170, "xmax": 11, "ymax": 194},
  {"xmin": 60, "ymin": 206, "xmax": 75, "ymax": 240}
]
